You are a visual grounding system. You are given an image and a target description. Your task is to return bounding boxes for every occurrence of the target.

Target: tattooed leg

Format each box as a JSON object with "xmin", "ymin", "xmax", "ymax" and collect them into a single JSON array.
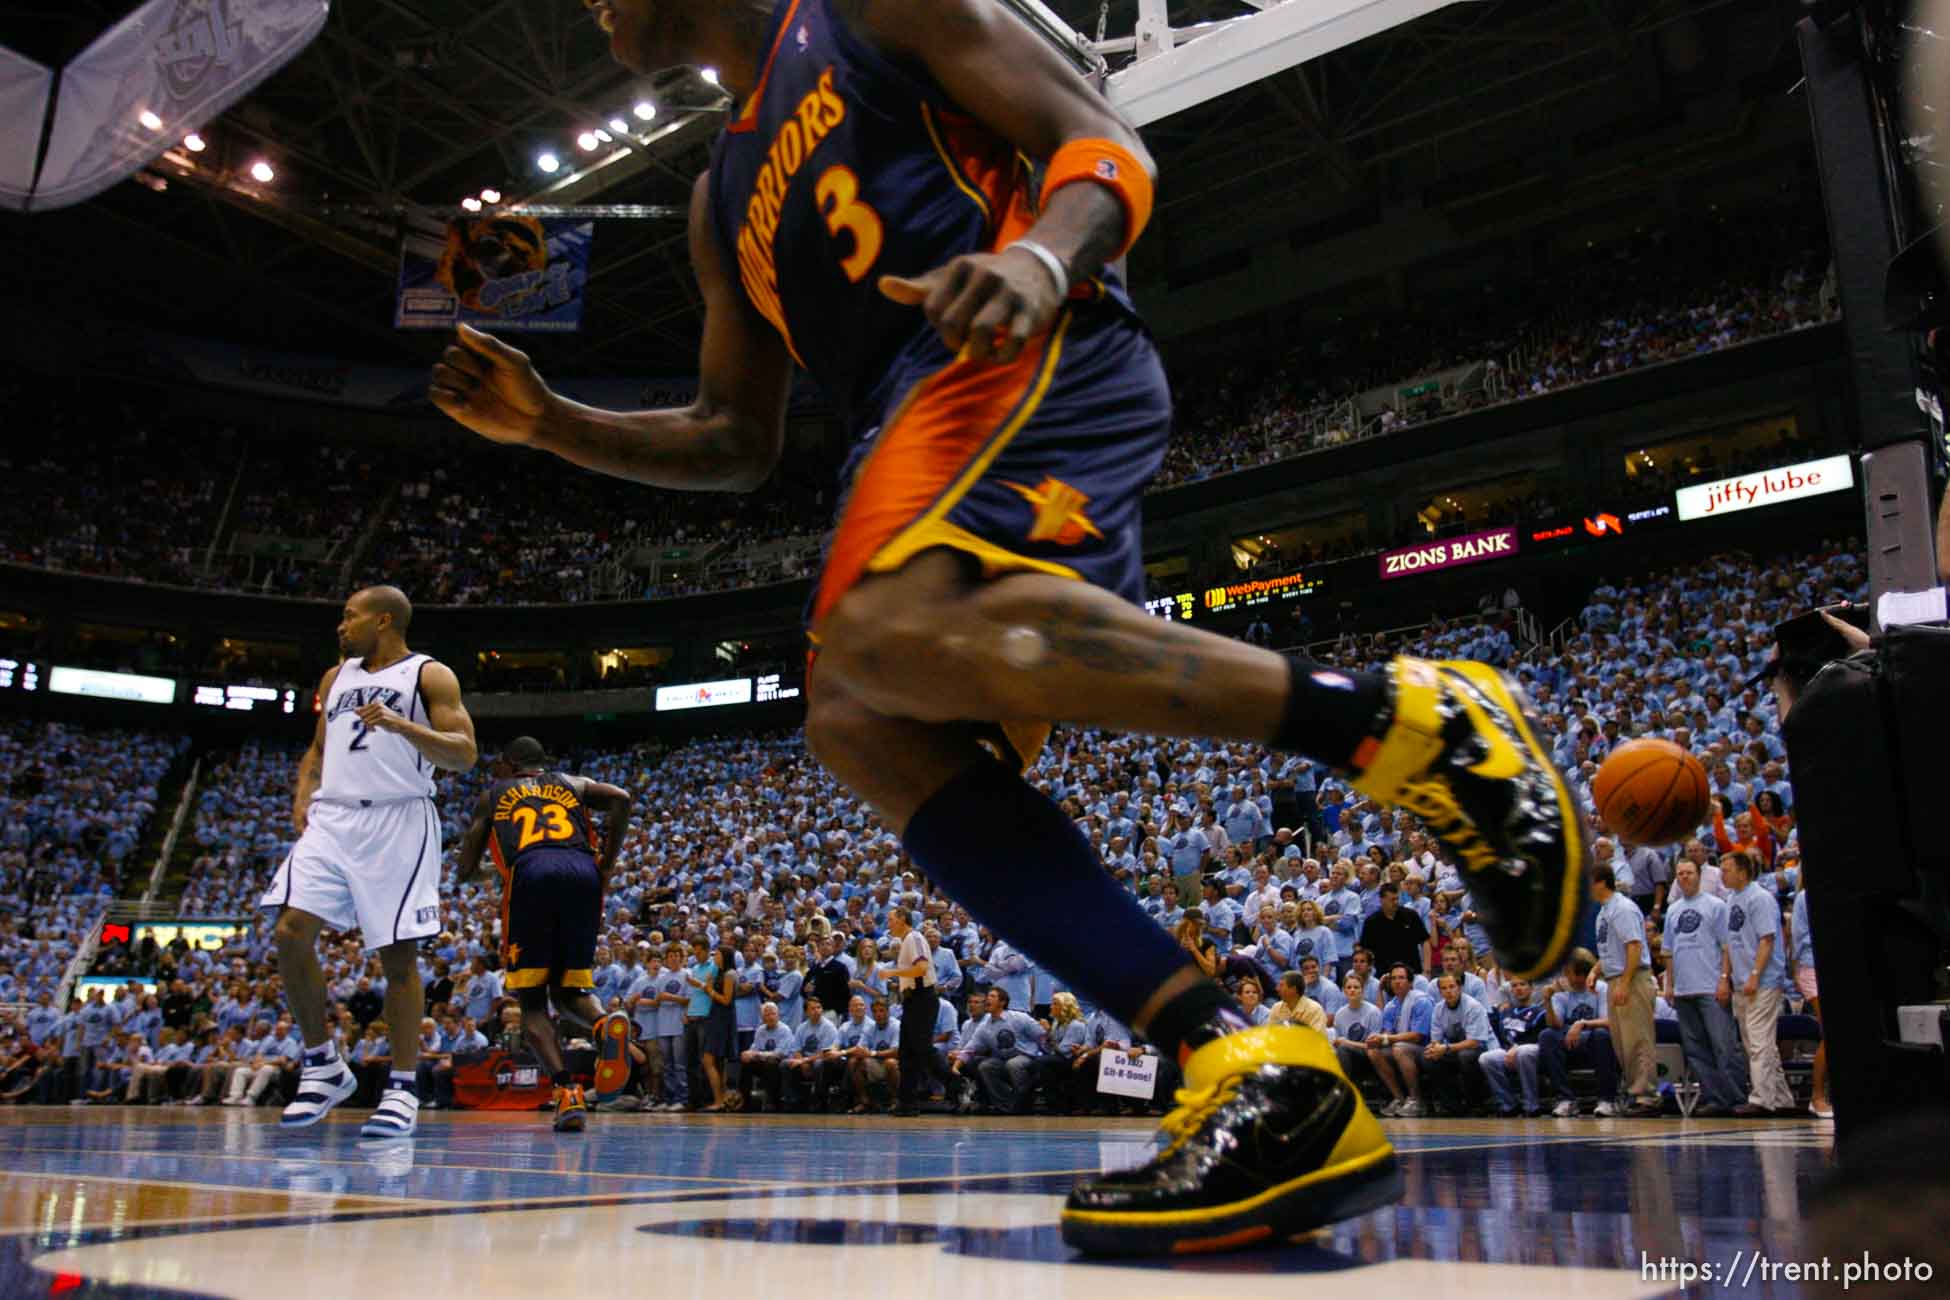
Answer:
[{"xmin": 814, "ymin": 548, "xmax": 1289, "ymax": 744}]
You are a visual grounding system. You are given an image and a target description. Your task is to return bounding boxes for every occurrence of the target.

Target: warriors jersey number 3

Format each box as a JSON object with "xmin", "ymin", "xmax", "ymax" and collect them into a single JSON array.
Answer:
[
  {"xmin": 316, "ymin": 654, "xmax": 439, "ymax": 805},
  {"xmin": 706, "ymin": 0, "xmax": 1137, "ymax": 435}
]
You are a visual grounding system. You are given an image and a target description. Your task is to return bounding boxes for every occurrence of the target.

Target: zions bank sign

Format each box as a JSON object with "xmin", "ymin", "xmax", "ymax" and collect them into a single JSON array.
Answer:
[
  {"xmin": 1378, "ymin": 527, "xmax": 1518, "ymax": 580},
  {"xmin": 1674, "ymin": 455, "xmax": 1855, "ymax": 522}
]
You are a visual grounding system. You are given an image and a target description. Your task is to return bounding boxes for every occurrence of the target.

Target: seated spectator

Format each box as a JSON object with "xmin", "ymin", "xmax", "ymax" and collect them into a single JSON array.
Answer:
[
  {"xmin": 739, "ymin": 1002, "xmax": 795, "ymax": 1112},
  {"xmin": 1538, "ymin": 950, "xmax": 1615, "ymax": 1118},
  {"xmin": 966, "ymin": 988, "xmax": 1048, "ymax": 1117},
  {"xmin": 1480, "ymin": 978, "xmax": 1548, "ymax": 1118},
  {"xmin": 1267, "ymin": 972, "xmax": 1327, "ymax": 1031},
  {"xmin": 1420, "ymin": 973, "xmax": 1493, "ymax": 1116},
  {"xmin": 1039, "ymin": 992, "xmax": 1093, "ymax": 1115},
  {"xmin": 1366, "ymin": 964, "xmax": 1434, "ymax": 1117}
]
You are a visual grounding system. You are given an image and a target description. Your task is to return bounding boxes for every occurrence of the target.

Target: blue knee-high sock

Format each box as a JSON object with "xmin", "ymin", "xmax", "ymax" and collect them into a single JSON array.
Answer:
[{"xmin": 901, "ymin": 758, "xmax": 1195, "ymax": 1028}]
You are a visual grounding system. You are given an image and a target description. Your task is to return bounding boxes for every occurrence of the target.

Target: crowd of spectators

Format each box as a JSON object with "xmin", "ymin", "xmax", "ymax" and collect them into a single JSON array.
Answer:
[
  {"xmin": 1155, "ymin": 222, "xmax": 1837, "ymax": 489},
  {"xmin": 0, "ymin": 721, "xmax": 184, "ymax": 913},
  {"xmin": 346, "ymin": 456, "xmax": 829, "ymax": 606},
  {"xmin": 0, "ymin": 540, "xmax": 1862, "ymax": 1120},
  {"xmin": 3, "ymin": 212, "xmax": 1841, "ymax": 609},
  {"xmin": 0, "ymin": 721, "xmax": 189, "ymax": 1052}
]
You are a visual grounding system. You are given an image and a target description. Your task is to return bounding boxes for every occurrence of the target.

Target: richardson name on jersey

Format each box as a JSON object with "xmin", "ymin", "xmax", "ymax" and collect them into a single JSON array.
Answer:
[
  {"xmin": 735, "ymin": 67, "xmax": 847, "ymax": 339},
  {"xmin": 326, "ymin": 685, "xmax": 405, "ymax": 722},
  {"xmin": 493, "ymin": 781, "xmax": 583, "ymax": 818}
]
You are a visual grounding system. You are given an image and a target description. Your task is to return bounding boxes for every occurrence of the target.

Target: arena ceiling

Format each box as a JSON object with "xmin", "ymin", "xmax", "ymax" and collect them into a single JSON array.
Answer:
[{"xmin": 2, "ymin": 0, "xmax": 1808, "ymax": 381}]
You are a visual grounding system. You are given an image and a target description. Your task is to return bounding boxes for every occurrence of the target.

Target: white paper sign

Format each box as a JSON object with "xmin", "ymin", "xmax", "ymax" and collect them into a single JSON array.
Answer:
[{"xmin": 1096, "ymin": 1050, "xmax": 1159, "ymax": 1100}]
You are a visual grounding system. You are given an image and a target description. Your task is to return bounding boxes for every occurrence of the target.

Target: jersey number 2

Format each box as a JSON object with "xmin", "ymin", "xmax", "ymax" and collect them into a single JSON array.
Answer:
[
  {"xmin": 815, "ymin": 166, "xmax": 883, "ymax": 283},
  {"xmin": 348, "ymin": 721, "xmax": 371, "ymax": 752},
  {"xmin": 510, "ymin": 803, "xmax": 576, "ymax": 852}
]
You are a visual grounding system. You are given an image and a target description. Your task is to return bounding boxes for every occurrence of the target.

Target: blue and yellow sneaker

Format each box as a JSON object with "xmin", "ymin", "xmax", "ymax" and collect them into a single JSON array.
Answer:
[
  {"xmin": 1061, "ymin": 1025, "xmax": 1399, "ymax": 1255},
  {"xmin": 1350, "ymin": 657, "xmax": 1586, "ymax": 979}
]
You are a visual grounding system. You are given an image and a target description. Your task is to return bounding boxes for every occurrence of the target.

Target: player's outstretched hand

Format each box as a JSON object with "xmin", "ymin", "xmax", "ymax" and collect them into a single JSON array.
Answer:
[
  {"xmin": 879, "ymin": 247, "xmax": 1064, "ymax": 365},
  {"xmin": 430, "ymin": 323, "xmax": 553, "ymax": 446}
]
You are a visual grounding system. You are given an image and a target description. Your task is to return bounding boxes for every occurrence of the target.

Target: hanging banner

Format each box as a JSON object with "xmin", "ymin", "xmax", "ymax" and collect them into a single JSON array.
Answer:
[
  {"xmin": 32, "ymin": 0, "xmax": 331, "ymax": 211},
  {"xmin": 0, "ymin": 50, "xmax": 52, "ymax": 210},
  {"xmin": 396, "ymin": 214, "xmax": 595, "ymax": 332}
]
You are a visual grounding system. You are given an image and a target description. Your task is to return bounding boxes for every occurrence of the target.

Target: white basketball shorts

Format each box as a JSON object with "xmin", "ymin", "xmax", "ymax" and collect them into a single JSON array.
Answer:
[{"xmin": 260, "ymin": 797, "xmax": 442, "ymax": 946}]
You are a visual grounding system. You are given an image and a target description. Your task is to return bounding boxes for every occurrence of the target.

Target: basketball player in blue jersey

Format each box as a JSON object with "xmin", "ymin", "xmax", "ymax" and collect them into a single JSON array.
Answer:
[
  {"xmin": 456, "ymin": 737, "xmax": 635, "ymax": 1133},
  {"xmin": 431, "ymin": 0, "xmax": 1585, "ymax": 1254},
  {"xmin": 263, "ymin": 586, "xmax": 478, "ymax": 1138}
]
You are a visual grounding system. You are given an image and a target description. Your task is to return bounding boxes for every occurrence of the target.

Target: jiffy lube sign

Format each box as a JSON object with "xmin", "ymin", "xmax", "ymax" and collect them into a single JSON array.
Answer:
[
  {"xmin": 1379, "ymin": 527, "xmax": 1519, "ymax": 580},
  {"xmin": 1673, "ymin": 454, "xmax": 1855, "ymax": 522}
]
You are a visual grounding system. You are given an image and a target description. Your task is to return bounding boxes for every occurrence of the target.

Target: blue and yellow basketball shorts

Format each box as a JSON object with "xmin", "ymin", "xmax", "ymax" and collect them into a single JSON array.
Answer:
[
  {"xmin": 806, "ymin": 304, "xmax": 1171, "ymax": 768},
  {"xmin": 502, "ymin": 849, "xmax": 602, "ymax": 992}
]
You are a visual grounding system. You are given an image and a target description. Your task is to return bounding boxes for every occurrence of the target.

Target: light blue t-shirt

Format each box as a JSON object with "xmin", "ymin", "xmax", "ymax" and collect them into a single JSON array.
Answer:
[
  {"xmin": 1664, "ymin": 890, "xmax": 1729, "ymax": 997},
  {"xmin": 1332, "ymin": 1002, "xmax": 1382, "ymax": 1043},
  {"xmin": 1595, "ymin": 892, "xmax": 1647, "ymax": 980},
  {"xmin": 654, "ymin": 971, "xmax": 688, "ymax": 1037},
  {"xmin": 1428, "ymin": 994, "xmax": 1493, "ymax": 1048},
  {"xmin": 1379, "ymin": 990, "xmax": 1434, "ymax": 1040},
  {"xmin": 1727, "ymin": 883, "xmax": 1787, "ymax": 991},
  {"xmin": 686, "ymin": 960, "xmax": 719, "ymax": 1018},
  {"xmin": 749, "ymin": 1022, "xmax": 795, "ymax": 1054},
  {"xmin": 1550, "ymin": 982, "xmax": 1609, "ymax": 1027},
  {"xmin": 1790, "ymin": 888, "xmax": 1816, "ymax": 973},
  {"xmin": 793, "ymin": 1017, "xmax": 838, "ymax": 1055}
]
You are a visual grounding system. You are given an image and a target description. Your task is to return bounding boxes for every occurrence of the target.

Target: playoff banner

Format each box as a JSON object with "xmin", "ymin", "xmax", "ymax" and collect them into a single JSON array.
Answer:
[{"xmin": 396, "ymin": 212, "xmax": 594, "ymax": 332}]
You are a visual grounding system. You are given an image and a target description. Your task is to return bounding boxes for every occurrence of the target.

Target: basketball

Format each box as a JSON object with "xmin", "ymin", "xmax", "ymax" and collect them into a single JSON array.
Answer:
[{"xmin": 1592, "ymin": 738, "xmax": 1710, "ymax": 846}]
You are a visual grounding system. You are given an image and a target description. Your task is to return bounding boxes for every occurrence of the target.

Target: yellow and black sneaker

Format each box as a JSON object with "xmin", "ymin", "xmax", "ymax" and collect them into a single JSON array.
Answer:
[
  {"xmin": 552, "ymin": 1084, "xmax": 587, "ymax": 1134},
  {"xmin": 1061, "ymin": 1026, "xmax": 1399, "ymax": 1256},
  {"xmin": 1351, "ymin": 657, "xmax": 1586, "ymax": 980}
]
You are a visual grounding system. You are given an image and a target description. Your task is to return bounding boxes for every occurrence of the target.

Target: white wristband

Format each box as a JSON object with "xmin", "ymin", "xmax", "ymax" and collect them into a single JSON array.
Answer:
[{"xmin": 1008, "ymin": 238, "xmax": 1070, "ymax": 299}]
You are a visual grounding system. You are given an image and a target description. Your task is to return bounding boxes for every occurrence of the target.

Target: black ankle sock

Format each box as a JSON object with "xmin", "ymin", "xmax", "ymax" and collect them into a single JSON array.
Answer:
[
  {"xmin": 1270, "ymin": 657, "xmax": 1389, "ymax": 767},
  {"xmin": 1144, "ymin": 981, "xmax": 1249, "ymax": 1067}
]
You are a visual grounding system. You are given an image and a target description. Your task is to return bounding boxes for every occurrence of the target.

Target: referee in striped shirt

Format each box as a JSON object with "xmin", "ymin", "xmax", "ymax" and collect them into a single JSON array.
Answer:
[{"xmin": 883, "ymin": 903, "xmax": 936, "ymax": 1117}]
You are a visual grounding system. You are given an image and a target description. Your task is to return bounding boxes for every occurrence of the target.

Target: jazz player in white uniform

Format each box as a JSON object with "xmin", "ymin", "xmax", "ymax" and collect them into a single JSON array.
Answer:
[{"xmin": 263, "ymin": 586, "xmax": 478, "ymax": 1136}]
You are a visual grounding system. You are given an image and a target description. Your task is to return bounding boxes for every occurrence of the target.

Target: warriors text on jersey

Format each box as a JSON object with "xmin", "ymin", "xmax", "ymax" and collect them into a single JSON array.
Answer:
[
  {"xmin": 317, "ymin": 654, "xmax": 438, "ymax": 804},
  {"xmin": 706, "ymin": 0, "xmax": 1137, "ymax": 433},
  {"xmin": 485, "ymin": 772, "xmax": 599, "ymax": 880}
]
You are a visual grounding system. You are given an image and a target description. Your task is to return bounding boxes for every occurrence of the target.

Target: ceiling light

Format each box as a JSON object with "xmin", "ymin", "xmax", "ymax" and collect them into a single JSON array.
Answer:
[
  {"xmin": 183, "ymin": 133, "xmax": 207, "ymax": 152},
  {"xmin": 480, "ymin": 188, "xmax": 501, "ymax": 204},
  {"xmin": 608, "ymin": 117, "xmax": 629, "ymax": 134},
  {"xmin": 633, "ymin": 101, "xmax": 656, "ymax": 120},
  {"xmin": 138, "ymin": 110, "xmax": 163, "ymax": 131},
  {"xmin": 577, "ymin": 131, "xmax": 599, "ymax": 151},
  {"xmin": 593, "ymin": 128, "xmax": 613, "ymax": 143},
  {"xmin": 700, "ymin": 66, "xmax": 720, "ymax": 85},
  {"xmin": 461, "ymin": 196, "xmax": 482, "ymax": 212},
  {"xmin": 537, "ymin": 152, "xmax": 560, "ymax": 173},
  {"xmin": 249, "ymin": 160, "xmax": 275, "ymax": 183}
]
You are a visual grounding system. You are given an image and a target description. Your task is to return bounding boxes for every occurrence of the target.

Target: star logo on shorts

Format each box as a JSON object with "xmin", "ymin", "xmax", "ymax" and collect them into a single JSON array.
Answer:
[{"xmin": 1003, "ymin": 476, "xmax": 1102, "ymax": 546}]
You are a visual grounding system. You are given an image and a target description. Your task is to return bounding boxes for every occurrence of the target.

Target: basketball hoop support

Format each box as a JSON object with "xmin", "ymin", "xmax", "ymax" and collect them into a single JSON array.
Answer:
[{"xmin": 997, "ymin": 0, "xmax": 1476, "ymax": 127}]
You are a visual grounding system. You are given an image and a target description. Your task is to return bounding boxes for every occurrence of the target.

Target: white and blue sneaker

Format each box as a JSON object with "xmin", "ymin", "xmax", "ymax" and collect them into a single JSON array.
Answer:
[
  {"xmin": 360, "ymin": 1080, "xmax": 421, "ymax": 1138},
  {"xmin": 281, "ymin": 1058, "xmax": 358, "ymax": 1128}
]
